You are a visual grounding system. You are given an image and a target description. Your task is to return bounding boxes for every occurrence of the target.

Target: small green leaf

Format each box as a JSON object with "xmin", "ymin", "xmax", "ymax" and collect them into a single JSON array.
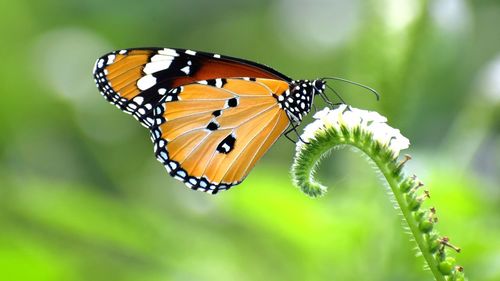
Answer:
[{"xmin": 419, "ymin": 220, "xmax": 434, "ymax": 233}]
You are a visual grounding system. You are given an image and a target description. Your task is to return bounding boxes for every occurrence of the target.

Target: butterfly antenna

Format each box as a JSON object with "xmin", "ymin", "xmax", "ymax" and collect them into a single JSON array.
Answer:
[{"xmin": 321, "ymin": 76, "xmax": 380, "ymax": 101}]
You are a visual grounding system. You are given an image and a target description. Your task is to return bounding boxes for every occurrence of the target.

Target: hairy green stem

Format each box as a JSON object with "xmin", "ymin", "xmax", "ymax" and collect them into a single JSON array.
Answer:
[
  {"xmin": 292, "ymin": 109, "xmax": 466, "ymax": 280},
  {"xmin": 371, "ymin": 148, "xmax": 445, "ymax": 281}
]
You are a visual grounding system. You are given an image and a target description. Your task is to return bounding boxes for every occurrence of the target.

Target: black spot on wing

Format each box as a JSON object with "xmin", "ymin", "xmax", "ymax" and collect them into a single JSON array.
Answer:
[
  {"xmin": 227, "ymin": 98, "xmax": 238, "ymax": 107},
  {"xmin": 212, "ymin": 110, "xmax": 222, "ymax": 117},
  {"xmin": 206, "ymin": 121, "xmax": 219, "ymax": 131},
  {"xmin": 205, "ymin": 78, "xmax": 227, "ymax": 88},
  {"xmin": 216, "ymin": 134, "xmax": 236, "ymax": 154}
]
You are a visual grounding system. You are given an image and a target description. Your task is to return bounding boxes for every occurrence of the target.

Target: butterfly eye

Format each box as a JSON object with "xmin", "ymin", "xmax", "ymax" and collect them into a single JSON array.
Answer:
[{"xmin": 314, "ymin": 80, "xmax": 326, "ymax": 91}]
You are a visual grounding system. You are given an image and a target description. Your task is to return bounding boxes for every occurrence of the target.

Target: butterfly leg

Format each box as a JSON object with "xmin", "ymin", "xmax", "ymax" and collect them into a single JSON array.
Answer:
[
  {"xmin": 319, "ymin": 91, "xmax": 335, "ymax": 107},
  {"xmin": 283, "ymin": 129, "xmax": 297, "ymax": 143},
  {"xmin": 324, "ymin": 84, "xmax": 347, "ymax": 106},
  {"xmin": 284, "ymin": 123, "xmax": 310, "ymax": 144}
]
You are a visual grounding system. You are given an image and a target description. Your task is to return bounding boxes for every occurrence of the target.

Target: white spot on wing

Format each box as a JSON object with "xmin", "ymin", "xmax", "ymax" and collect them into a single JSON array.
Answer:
[
  {"xmin": 133, "ymin": 96, "xmax": 144, "ymax": 105},
  {"xmin": 185, "ymin": 50, "xmax": 196, "ymax": 55},
  {"xmin": 158, "ymin": 48, "xmax": 179, "ymax": 57},
  {"xmin": 107, "ymin": 54, "xmax": 115, "ymax": 65},
  {"xmin": 150, "ymin": 54, "xmax": 175, "ymax": 62},
  {"xmin": 169, "ymin": 162, "xmax": 177, "ymax": 170},
  {"xmin": 143, "ymin": 60, "xmax": 172, "ymax": 74},
  {"xmin": 137, "ymin": 75, "xmax": 157, "ymax": 90},
  {"xmin": 215, "ymin": 79, "xmax": 223, "ymax": 88},
  {"xmin": 160, "ymin": 151, "xmax": 168, "ymax": 160},
  {"xmin": 165, "ymin": 165, "xmax": 172, "ymax": 173},
  {"xmin": 96, "ymin": 58, "xmax": 105, "ymax": 69},
  {"xmin": 180, "ymin": 66, "xmax": 190, "ymax": 74}
]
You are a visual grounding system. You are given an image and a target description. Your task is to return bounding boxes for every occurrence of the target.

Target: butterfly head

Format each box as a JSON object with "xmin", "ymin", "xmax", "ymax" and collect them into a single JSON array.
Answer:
[
  {"xmin": 313, "ymin": 79, "xmax": 326, "ymax": 93},
  {"xmin": 278, "ymin": 79, "xmax": 325, "ymax": 123}
]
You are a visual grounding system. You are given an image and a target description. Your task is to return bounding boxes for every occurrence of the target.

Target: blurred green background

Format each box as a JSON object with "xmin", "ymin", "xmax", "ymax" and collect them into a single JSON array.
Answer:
[{"xmin": 1, "ymin": 0, "xmax": 499, "ymax": 280}]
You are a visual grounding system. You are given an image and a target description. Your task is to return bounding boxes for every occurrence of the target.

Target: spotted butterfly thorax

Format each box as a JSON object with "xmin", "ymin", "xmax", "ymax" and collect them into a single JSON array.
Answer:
[{"xmin": 93, "ymin": 48, "xmax": 326, "ymax": 193}]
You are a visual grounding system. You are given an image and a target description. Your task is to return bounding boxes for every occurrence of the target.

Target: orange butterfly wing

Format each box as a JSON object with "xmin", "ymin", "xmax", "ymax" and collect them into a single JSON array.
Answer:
[
  {"xmin": 93, "ymin": 48, "xmax": 290, "ymax": 127},
  {"xmin": 150, "ymin": 78, "xmax": 291, "ymax": 193}
]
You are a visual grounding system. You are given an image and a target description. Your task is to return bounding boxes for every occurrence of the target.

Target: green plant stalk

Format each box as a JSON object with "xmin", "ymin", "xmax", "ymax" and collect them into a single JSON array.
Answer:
[
  {"xmin": 370, "ymin": 147, "xmax": 444, "ymax": 281},
  {"xmin": 292, "ymin": 119, "xmax": 466, "ymax": 281}
]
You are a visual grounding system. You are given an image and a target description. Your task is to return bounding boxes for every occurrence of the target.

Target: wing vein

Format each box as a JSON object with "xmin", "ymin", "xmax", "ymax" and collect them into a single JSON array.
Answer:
[
  {"xmin": 239, "ymin": 113, "xmax": 286, "ymax": 179},
  {"xmin": 168, "ymin": 103, "xmax": 278, "ymax": 142},
  {"xmin": 218, "ymin": 110, "xmax": 283, "ymax": 183},
  {"xmin": 176, "ymin": 96, "xmax": 269, "ymax": 102},
  {"xmin": 178, "ymin": 132, "xmax": 212, "ymax": 166}
]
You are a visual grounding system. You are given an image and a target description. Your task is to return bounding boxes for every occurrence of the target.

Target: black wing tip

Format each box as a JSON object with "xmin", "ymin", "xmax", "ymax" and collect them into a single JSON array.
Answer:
[
  {"xmin": 92, "ymin": 51, "xmax": 139, "ymax": 121},
  {"xmin": 94, "ymin": 46, "xmax": 292, "ymax": 82}
]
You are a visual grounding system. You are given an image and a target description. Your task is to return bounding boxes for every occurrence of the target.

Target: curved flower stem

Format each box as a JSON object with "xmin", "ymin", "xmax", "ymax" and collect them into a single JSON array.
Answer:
[{"xmin": 292, "ymin": 106, "xmax": 466, "ymax": 281}]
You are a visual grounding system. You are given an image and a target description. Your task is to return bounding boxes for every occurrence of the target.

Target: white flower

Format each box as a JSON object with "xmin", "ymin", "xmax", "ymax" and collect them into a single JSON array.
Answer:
[{"xmin": 299, "ymin": 105, "xmax": 410, "ymax": 156}]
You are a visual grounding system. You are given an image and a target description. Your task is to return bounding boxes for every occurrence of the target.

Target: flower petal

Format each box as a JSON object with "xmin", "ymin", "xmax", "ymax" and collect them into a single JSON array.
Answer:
[{"xmin": 299, "ymin": 106, "xmax": 410, "ymax": 156}]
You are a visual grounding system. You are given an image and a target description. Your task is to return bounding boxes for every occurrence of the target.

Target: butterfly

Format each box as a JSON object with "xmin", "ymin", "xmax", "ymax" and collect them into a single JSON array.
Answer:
[{"xmin": 93, "ymin": 47, "xmax": 334, "ymax": 194}]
